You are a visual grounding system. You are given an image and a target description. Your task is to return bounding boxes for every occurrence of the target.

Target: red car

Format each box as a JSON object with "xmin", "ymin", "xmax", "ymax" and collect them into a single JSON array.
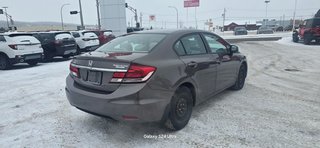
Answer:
[{"xmin": 93, "ymin": 30, "xmax": 116, "ymax": 45}]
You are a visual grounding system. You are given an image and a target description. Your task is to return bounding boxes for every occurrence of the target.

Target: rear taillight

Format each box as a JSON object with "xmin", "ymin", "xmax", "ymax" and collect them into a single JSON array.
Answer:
[
  {"xmin": 82, "ymin": 38, "xmax": 90, "ymax": 41},
  {"xmin": 8, "ymin": 44, "xmax": 18, "ymax": 50},
  {"xmin": 111, "ymin": 64, "xmax": 156, "ymax": 83},
  {"xmin": 69, "ymin": 64, "xmax": 80, "ymax": 77}
]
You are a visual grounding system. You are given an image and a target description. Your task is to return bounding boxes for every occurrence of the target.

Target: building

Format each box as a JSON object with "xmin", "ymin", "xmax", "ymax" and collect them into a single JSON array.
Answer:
[
  {"xmin": 223, "ymin": 21, "xmax": 260, "ymax": 31},
  {"xmin": 100, "ymin": 0, "xmax": 127, "ymax": 36}
]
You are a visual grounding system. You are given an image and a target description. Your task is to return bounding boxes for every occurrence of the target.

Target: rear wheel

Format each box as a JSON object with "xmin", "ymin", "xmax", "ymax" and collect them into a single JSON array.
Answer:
[
  {"xmin": 231, "ymin": 64, "xmax": 247, "ymax": 90},
  {"xmin": 26, "ymin": 60, "xmax": 39, "ymax": 66},
  {"xmin": 164, "ymin": 86, "xmax": 193, "ymax": 131},
  {"xmin": 304, "ymin": 34, "xmax": 312, "ymax": 45},
  {"xmin": 0, "ymin": 54, "xmax": 11, "ymax": 70}
]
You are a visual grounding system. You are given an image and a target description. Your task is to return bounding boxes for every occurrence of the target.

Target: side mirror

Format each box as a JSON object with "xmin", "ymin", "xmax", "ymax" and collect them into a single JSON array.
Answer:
[{"xmin": 230, "ymin": 45, "xmax": 239, "ymax": 53}]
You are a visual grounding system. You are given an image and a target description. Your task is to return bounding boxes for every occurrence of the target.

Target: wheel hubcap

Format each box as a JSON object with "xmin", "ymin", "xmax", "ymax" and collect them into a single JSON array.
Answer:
[
  {"xmin": 0, "ymin": 57, "xmax": 6, "ymax": 69},
  {"xmin": 176, "ymin": 98, "xmax": 188, "ymax": 118}
]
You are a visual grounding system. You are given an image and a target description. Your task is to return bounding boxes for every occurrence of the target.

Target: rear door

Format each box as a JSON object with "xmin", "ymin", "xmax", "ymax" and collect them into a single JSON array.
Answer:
[
  {"xmin": 177, "ymin": 34, "xmax": 218, "ymax": 102},
  {"xmin": 202, "ymin": 33, "xmax": 238, "ymax": 91}
]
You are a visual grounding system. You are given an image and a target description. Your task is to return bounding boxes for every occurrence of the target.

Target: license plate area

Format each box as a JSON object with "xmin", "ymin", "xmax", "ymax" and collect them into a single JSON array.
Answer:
[
  {"xmin": 25, "ymin": 54, "xmax": 41, "ymax": 60},
  {"xmin": 87, "ymin": 70, "xmax": 102, "ymax": 85}
]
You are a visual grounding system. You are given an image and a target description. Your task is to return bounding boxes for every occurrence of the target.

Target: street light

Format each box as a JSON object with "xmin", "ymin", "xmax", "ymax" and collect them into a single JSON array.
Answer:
[
  {"xmin": 292, "ymin": 0, "xmax": 298, "ymax": 30},
  {"xmin": 2, "ymin": 7, "xmax": 9, "ymax": 29},
  {"xmin": 60, "ymin": 3, "xmax": 70, "ymax": 30},
  {"xmin": 264, "ymin": 0, "xmax": 271, "ymax": 27},
  {"xmin": 168, "ymin": 6, "xmax": 179, "ymax": 29}
]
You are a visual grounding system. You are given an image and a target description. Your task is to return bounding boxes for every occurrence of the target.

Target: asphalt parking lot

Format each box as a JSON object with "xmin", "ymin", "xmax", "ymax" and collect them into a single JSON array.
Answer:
[{"xmin": 0, "ymin": 39, "xmax": 319, "ymax": 147}]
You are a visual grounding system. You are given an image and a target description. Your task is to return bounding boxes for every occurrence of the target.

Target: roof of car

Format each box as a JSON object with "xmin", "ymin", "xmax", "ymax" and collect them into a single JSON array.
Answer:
[{"xmin": 133, "ymin": 29, "xmax": 210, "ymax": 35}]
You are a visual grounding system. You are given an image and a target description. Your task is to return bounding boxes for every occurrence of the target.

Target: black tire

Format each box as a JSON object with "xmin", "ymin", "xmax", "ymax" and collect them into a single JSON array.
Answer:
[
  {"xmin": 292, "ymin": 34, "xmax": 299, "ymax": 43},
  {"xmin": 164, "ymin": 86, "xmax": 193, "ymax": 131},
  {"xmin": 76, "ymin": 46, "xmax": 81, "ymax": 55},
  {"xmin": 43, "ymin": 52, "xmax": 54, "ymax": 61},
  {"xmin": 26, "ymin": 60, "xmax": 39, "ymax": 66},
  {"xmin": 62, "ymin": 55, "xmax": 71, "ymax": 59},
  {"xmin": 304, "ymin": 34, "xmax": 312, "ymax": 45},
  {"xmin": 0, "ymin": 54, "xmax": 12, "ymax": 70},
  {"xmin": 231, "ymin": 64, "xmax": 247, "ymax": 90}
]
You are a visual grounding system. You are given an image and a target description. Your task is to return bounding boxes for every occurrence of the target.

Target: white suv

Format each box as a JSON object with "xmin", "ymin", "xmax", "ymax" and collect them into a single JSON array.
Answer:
[
  {"xmin": 0, "ymin": 33, "xmax": 44, "ymax": 70},
  {"xmin": 71, "ymin": 31, "xmax": 100, "ymax": 53}
]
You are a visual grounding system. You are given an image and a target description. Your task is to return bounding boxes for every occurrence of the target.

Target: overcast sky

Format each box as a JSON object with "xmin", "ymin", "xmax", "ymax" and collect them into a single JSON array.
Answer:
[{"xmin": 0, "ymin": 0, "xmax": 319, "ymax": 29}]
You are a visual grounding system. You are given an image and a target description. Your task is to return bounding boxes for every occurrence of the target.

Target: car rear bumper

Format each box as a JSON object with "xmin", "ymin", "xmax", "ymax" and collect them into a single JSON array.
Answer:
[
  {"xmin": 56, "ymin": 46, "xmax": 77, "ymax": 56},
  {"xmin": 65, "ymin": 75, "xmax": 171, "ymax": 122},
  {"xmin": 9, "ymin": 53, "xmax": 43, "ymax": 64}
]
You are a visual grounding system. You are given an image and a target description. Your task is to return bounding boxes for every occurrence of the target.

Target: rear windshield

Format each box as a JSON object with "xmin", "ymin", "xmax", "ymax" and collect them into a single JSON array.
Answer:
[
  {"xmin": 83, "ymin": 32, "xmax": 97, "ymax": 38},
  {"xmin": 96, "ymin": 34, "xmax": 166, "ymax": 53},
  {"xmin": 9, "ymin": 35, "xmax": 40, "ymax": 44},
  {"xmin": 55, "ymin": 33, "xmax": 73, "ymax": 40}
]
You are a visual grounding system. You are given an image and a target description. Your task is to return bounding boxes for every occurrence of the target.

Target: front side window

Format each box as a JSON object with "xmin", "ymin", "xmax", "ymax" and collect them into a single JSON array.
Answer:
[
  {"xmin": 180, "ymin": 34, "xmax": 207, "ymax": 55},
  {"xmin": 203, "ymin": 34, "xmax": 228, "ymax": 54},
  {"xmin": 96, "ymin": 34, "xmax": 166, "ymax": 53}
]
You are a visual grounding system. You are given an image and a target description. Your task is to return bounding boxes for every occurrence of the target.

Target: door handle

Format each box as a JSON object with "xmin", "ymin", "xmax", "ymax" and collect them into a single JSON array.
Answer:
[{"xmin": 187, "ymin": 62, "xmax": 198, "ymax": 68}]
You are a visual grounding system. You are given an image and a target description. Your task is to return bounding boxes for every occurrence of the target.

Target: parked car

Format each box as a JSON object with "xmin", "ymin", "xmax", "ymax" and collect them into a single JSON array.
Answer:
[
  {"xmin": 33, "ymin": 31, "xmax": 77, "ymax": 60},
  {"xmin": 127, "ymin": 27, "xmax": 144, "ymax": 33},
  {"xmin": 92, "ymin": 30, "xmax": 116, "ymax": 45},
  {"xmin": 71, "ymin": 31, "xmax": 100, "ymax": 53},
  {"xmin": 293, "ymin": 17, "xmax": 320, "ymax": 44},
  {"xmin": 234, "ymin": 27, "xmax": 248, "ymax": 35},
  {"xmin": 0, "ymin": 33, "xmax": 43, "ymax": 70},
  {"xmin": 257, "ymin": 27, "xmax": 274, "ymax": 34},
  {"xmin": 65, "ymin": 29, "xmax": 248, "ymax": 130}
]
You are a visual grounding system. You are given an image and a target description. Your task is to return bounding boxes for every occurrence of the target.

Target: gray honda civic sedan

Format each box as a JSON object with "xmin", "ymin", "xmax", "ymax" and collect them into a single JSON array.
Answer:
[{"xmin": 65, "ymin": 29, "xmax": 247, "ymax": 130}]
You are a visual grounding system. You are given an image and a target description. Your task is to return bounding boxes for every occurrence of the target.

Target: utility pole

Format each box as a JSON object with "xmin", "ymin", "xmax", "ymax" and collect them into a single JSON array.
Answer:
[
  {"xmin": 2, "ymin": 7, "xmax": 9, "ymax": 29},
  {"xmin": 96, "ymin": 0, "xmax": 101, "ymax": 30},
  {"xmin": 292, "ymin": 0, "xmax": 298, "ymax": 30},
  {"xmin": 222, "ymin": 8, "xmax": 226, "ymax": 32},
  {"xmin": 78, "ymin": 0, "xmax": 85, "ymax": 29},
  {"xmin": 265, "ymin": 0, "xmax": 270, "ymax": 27},
  {"xmin": 140, "ymin": 12, "xmax": 143, "ymax": 28}
]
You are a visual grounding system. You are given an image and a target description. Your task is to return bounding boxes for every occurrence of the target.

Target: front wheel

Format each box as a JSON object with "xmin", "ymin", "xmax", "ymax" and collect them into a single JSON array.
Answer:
[
  {"xmin": 26, "ymin": 60, "xmax": 39, "ymax": 66},
  {"xmin": 292, "ymin": 33, "xmax": 299, "ymax": 43},
  {"xmin": 164, "ymin": 86, "xmax": 193, "ymax": 131},
  {"xmin": 231, "ymin": 64, "xmax": 247, "ymax": 90},
  {"xmin": 0, "ymin": 54, "xmax": 12, "ymax": 70}
]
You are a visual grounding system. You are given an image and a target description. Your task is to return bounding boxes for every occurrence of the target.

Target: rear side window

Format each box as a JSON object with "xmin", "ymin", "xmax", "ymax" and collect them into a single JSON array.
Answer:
[
  {"xmin": 0, "ymin": 35, "xmax": 6, "ymax": 42},
  {"xmin": 55, "ymin": 33, "xmax": 73, "ymax": 40},
  {"xmin": 174, "ymin": 41, "xmax": 186, "ymax": 56},
  {"xmin": 72, "ymin": 32, "xmax": 81, "ymax": 38},
  {"xmin": 180, "ymin": 34, "xmax": 207, "ymax": 55}
]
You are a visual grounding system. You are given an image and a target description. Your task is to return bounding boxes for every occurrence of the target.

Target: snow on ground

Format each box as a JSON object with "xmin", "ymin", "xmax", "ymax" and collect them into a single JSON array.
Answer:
[{"xmin": 0, "ymin": 41, "xmax": 320, "ymax": 147}]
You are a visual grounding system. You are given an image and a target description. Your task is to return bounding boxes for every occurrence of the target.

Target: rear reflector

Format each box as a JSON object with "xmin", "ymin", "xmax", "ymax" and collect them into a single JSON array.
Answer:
[
  {"xmin": 111, "ymin": 64, "xmax": 156, "ymax": 83},
  {"xmin": 69, "ymin": 63, "xmax": 80, "ymax": 77}
]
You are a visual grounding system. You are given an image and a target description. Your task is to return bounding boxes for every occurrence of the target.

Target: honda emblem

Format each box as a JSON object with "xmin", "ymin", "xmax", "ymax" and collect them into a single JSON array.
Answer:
[{"xmin": 88, "ymin": 60, "xmax": 93, "ymax": 67}]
